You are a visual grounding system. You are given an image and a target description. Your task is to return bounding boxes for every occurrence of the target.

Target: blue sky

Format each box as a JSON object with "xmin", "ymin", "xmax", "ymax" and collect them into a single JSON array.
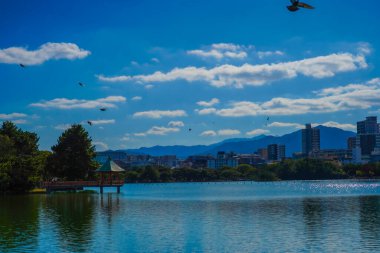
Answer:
[{"xmin": 1, "ymin": 0, "xmax": 380, "ymax": 151}]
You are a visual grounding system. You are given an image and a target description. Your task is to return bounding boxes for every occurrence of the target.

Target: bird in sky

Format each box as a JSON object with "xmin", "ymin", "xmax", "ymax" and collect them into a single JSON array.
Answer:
[
  {"xmin": 100, "ymin": 108, "xmax": 107, "ymax": 112},
  {"xmin": 19, "ymin": 63, "xmax": 26, "ymax": 68},
  {"xmin": 87, "ymin": 121, "xmax": 93, "ymax": 126},
  {"xmin": 266, "ymin": 116, "xmax": 270, "ymax": 127},
  {"xmin": 287, "ymin": 0, "xmax": 314, "ymax": 12},
  {"xmin": 78, "ymin": 82, "xmax": 85, "ymax": 87},
  {"xmin": 189, "ymin": 128, "xmax": 192, "ymax": 132}
]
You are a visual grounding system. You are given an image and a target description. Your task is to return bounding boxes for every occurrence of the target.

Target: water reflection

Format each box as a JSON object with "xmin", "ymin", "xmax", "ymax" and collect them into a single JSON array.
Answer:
[
  {"xmin": 43, "ymin": 193, "xmax": 96, "ymax": 252},
  {"xmin": 359, "ymin": 196, "xmax": 380, "ymax": 250},
  {"xmin": 1, "ymin": 181, "xmax": 380, "ymax": 252},
  {"xmin": 0, "ymin": 195, "xmax": 41, "ymax": 253},
  {"xmin": 302, "ymin": 198, "xmax": 325, "ymax": 251},
  {"xmin": 100, "ymin": 193, "xmax": 121, "ymax": 225}
]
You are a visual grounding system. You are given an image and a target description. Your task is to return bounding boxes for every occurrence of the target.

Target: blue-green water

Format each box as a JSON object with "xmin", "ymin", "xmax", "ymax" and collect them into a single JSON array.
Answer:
[{"xmin": 1, "ymin": 180, "xmax": 380, "ymax": 252}]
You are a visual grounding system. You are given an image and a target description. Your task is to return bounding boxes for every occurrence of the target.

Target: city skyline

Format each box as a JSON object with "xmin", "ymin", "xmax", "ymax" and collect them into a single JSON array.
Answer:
[{"xmin": 1, "ymin": 0, "xmax": 380, "ymax": 151}]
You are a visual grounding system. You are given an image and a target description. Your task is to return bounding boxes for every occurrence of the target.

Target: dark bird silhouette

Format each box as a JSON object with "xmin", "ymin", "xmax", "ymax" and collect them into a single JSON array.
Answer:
[
  {"xmin": 100, "ymin": 108, "xmax": 107, "ymax": 112},
  {"xmin": 188, "ymin": 128, "xmax": 192, "ymax": 132},
  {"xmin": 287, "ymin": 0, "xmax": 314, "ymax": 12},
  {"xmin": 266, "ymin": 116, "xmax": 270, "ymax": 127},
  {"xmin": 78, "ymin": 82, "xmax": 85, "ymax": 87},
  {"xmin": 19, "ymin": 63, "xmax": 26, "ymax": 68},
  {"xmin": 87, "ymin": 121, "xmax": 93, "ymax": 126}
]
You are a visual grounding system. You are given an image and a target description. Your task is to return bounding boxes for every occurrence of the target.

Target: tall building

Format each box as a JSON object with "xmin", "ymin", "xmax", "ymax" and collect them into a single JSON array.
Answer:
[
  {"xmin": 278, "ymin": 145, "xmax": 286, "ymax": 160},
  {"xmin": 207, "ymin": 152, "xmax": 238, "ymax": 169},
  {"xmin": 302, "ymin": 124, "xmax": 320, "ymax": 156},
  {"xmin": 356, "ymin": 116, "xmax": 380, "ymax": 158},
  {"xmin": 257, "ymin": 148, "xmax": 268, "ymax": 161},
  {"xmin": 347, "ymin": 137, "xmax": 356, "ymax": 150},
  {"xmin": 267, "ymin": 144, "xmax": 286, "ymax": 161},
  {"xmin": 357, "ymin": 116, "xmax": 379, "ymax": 134},
  {"xmin": 267, "ymin": 144, "xmax": 278, "ymax": 161}
]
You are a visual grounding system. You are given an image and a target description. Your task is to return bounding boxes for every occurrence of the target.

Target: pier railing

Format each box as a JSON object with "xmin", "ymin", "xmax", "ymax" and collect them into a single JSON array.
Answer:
[{"xmin": 41, "ymin": 180, "xmax": 125, "ymax": 188}]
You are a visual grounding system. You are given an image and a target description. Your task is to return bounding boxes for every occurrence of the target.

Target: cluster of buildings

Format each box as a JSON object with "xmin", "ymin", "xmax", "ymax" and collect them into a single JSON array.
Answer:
[
  {"xmin": 352, "ymin": 116, "xmax": 380, "ymax": 164},
  {"xmin": 95, "ymin": 116, "xmax": 380, "ymax": 169}
]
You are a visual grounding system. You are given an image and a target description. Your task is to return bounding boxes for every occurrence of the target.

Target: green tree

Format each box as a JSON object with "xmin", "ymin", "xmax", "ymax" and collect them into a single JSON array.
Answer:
[
  {"xmin": 0, "ymin": 121, "xmax": 40, "ymax": 192},
  {"xmin": 46, "ymin": 124, "xmax": 97, "ymax": 180},
  {"xmin": 125, "ymin": 171, "xmax": 139, "ymax": 182},
  {"xmin": 140, "ymin": 166, "xmax": 160, "ymax": 182}
]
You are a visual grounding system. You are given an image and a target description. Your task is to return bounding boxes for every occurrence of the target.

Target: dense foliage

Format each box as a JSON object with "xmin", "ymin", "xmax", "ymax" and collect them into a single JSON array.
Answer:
[
  {"xmin": 45, "ymin": 124, "xmax": 98, "ymax": 180},
  {"xmin": 0, "ymin": 122, "xmax": 46, "ymax": 193},
  {"xmin": 125, "ymin": 159, "xmax": 380, "ymax": 183},
  {"xmin": 2, "ymin": 121, "xmax": 380, "ymax": 193}
]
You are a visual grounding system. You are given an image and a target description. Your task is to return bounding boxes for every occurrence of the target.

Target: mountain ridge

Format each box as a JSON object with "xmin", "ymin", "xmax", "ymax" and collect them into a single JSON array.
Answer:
[{"xmin": 117, "ymin": 126, "xmax": 355, "ymax": 158}]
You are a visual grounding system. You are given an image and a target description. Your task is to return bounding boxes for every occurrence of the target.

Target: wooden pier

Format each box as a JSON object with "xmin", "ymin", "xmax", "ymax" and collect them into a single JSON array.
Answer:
[
  {"xmin": 42, "ymin": 157, "xmax": 126, "ymax": 194},
  {"xmin": 41, "ymin": 180, "xmax": 125, "ymax": 194}
]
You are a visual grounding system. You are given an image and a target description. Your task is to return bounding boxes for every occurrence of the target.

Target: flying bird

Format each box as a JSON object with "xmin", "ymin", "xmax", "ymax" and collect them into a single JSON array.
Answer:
[
  {"xmin": 78, "ymin": 82, "xmax": 85, "ymax": 87},
  {"xmin": 266, "ymin": 116, "xmax": 270, "ymax": 127},
  {"xmin": 87, "ymin": 121, "xmax": 93, "ymax": 126},
  {"xmin": 100, "ymin": 108, "xmax": 107, "ymax": 112},
  {"xmin": 188, "ymin": 128, "xmax": 192, "ymax": 132},
  {"xmin": 287, "ymin": 0, "xmax": 314, "ymax": 12},
  {"xmin": 19, "ymin": 63, "xmax": 26, "ymax": 68}
]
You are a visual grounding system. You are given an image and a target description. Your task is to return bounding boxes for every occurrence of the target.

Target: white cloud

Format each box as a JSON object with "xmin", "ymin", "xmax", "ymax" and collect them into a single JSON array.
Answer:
[
  {"xmin": 196, "ymin": 78, "xmax": 380, "ymax": 116},
  {"xmin": 218, "ymin": 129, "xmax": 241, "ymax": 136},
  {"xmin": 187, "ymin": 43, "xmax": 250, "ymax": 60},
  {"xmin": 93, "ymin": 141, "xmax": 109, "ymax": 151},
  {"xmin": 151, "ymin": 58, "xmax": 160, "ymax": 63},
  {"xmin": 121, "ymin": 134, "xmax": 131, "ymax": 141},
  {"xmin": 134, "ymin": 133, "xmax": 147, "ymax": 137},
  {"xmin": 131, "ymin": 61, "xmax": 139, "ymax": 66},
  {"xmin": 0, "ymin": 42, "xmax": 90, "ymax": 65},
  {"xmin": 132, "ymin": 96, "xmax": 142, "ymax": 101},
  {"xmin": 54, "ymin": 124, "xmax": 71, "ymax": 130},
  {"xmin": 12, "ymin": 119, "xmax": 28, "ymax": 124},
  {"xmin": 30, "ymin": 96, "xmax": 126, "ymax": 109},
  {"xmin": 257, "ymin": 50, "xmax": 285, "ymax": 59},
  {"xmin": 98, "ymin": 52, "xmax": 367, "ymax": 88},
  {"xmin": 267, "ymin": 121, "xmax": 355, "ymax": 131},
  {"xmin": 85, "ymin": 119, "xmax": 115, "ymax": 125},
  {"xmin": 168, "ymin": 121, "xmax": 185, "ymax": 127},
  {"xmin": 313, "ymin": 121, "xmax": 356, "ymax": 131},
  {"xmin": 197, "ymin": 98, "xmax": 220, "ymax": 107},
  {"xmin": 357, "ymin": 42, "xmax": 372, "ymax": 55},
  {"xmin": 200, "ymin": 130, "xmax": 217, "ymax": 137},
  {"xmin": 133, "ymin": 110, "xmax": 187, "ymax": 119},
  {"xmin": 0, "ymin": 113, "xmax": 27, "ymax": 119},
  {"xmin": 135, "ymin": 126, "xmax": 180, "ymax": 136},
  {"xmin": 246, "ymin": 129, "xmax": 270, "ymax": 136},
  {"xmin": 200, "ymin": 129, "xmax": 240, "ymax": 137},
  {"xmin": 268, "ymin": 122, "xmax": 304, "ymax": 129},
  {"xmin": 197, "ymin": 108, "xmax": 217, "ymax": 115},
  {"xmin": 145, "ymin": 84, "xmax": 154, "ymax": 89}
]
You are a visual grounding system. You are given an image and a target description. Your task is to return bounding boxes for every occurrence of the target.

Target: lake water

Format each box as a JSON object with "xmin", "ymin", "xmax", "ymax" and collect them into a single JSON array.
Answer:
[{"xmin": 1, "ymin": 180, "xmax": 380, "ymax": 252}]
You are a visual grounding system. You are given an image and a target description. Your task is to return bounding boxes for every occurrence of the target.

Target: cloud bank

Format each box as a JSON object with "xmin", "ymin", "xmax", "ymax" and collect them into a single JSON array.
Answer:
[
  {"xmin": 98, "ymin": 52, "xmax": 367, "ymax": 88},
  {"xmin": 30, "ymin": 96, "xmax": 126, "ymax": 109},
  {"xmin": 133, "ymin": 110, "xmax": 187, "ymax": 119},
  {"xmin": 197, "ymin": 78, "xmax": 380, "ymax": 116},
  {"xmin": 0, "ymin": 42, "xmax": 90, "ymax": 65}
]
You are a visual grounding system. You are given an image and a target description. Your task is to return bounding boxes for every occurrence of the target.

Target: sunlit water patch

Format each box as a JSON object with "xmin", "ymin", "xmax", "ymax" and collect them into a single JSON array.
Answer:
[{"xmin": 1, "ymin": 180, "xmax": 380, "ymax": 253}]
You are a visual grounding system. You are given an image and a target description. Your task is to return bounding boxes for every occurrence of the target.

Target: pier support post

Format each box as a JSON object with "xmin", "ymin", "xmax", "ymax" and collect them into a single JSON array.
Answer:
[
  {"xmin": 117, "ymin": 186, "xmax": 120, "ymax": 194},
  {"xmin": 100, "ymin": 186, "xmax": 103, "ymax": 194}
]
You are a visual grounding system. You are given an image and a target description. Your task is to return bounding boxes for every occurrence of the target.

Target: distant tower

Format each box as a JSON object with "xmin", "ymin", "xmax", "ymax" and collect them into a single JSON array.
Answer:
[
  {"xmin": 356, "ymin": 116, "xmax": 380, "ymax": 157},
  {"xmin": 267, "ymin": 144, "xmax": 286, "ymax": 161},
  {"xmin": 302, "ymin": 124, "xmax": 320, "ymax": 156}
]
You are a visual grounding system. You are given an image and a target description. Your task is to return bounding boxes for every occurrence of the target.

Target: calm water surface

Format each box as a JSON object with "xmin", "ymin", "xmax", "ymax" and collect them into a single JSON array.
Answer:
[{"xmin": 1, "ymin": 180, "xmax": 380, "ymax": 252}]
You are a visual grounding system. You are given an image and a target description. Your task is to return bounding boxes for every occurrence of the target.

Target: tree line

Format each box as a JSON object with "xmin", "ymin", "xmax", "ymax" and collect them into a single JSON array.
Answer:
[
  {"xmin": 126, "ymin": 159, "xmax": 380, "ymax": 183},
  {"xmin": 0, "ymin": 122, "xmax": 97, "ymax": 193},
  {"xmin": 1, "ymin": 120, "xmax": 380, "ymax": 193}
]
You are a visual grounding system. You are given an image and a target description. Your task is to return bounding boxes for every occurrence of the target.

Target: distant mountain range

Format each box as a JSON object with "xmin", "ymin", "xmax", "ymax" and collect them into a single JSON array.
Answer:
[{"xmin": 120, "ymin": 126, "xmax": 356, "ymax": 158}]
